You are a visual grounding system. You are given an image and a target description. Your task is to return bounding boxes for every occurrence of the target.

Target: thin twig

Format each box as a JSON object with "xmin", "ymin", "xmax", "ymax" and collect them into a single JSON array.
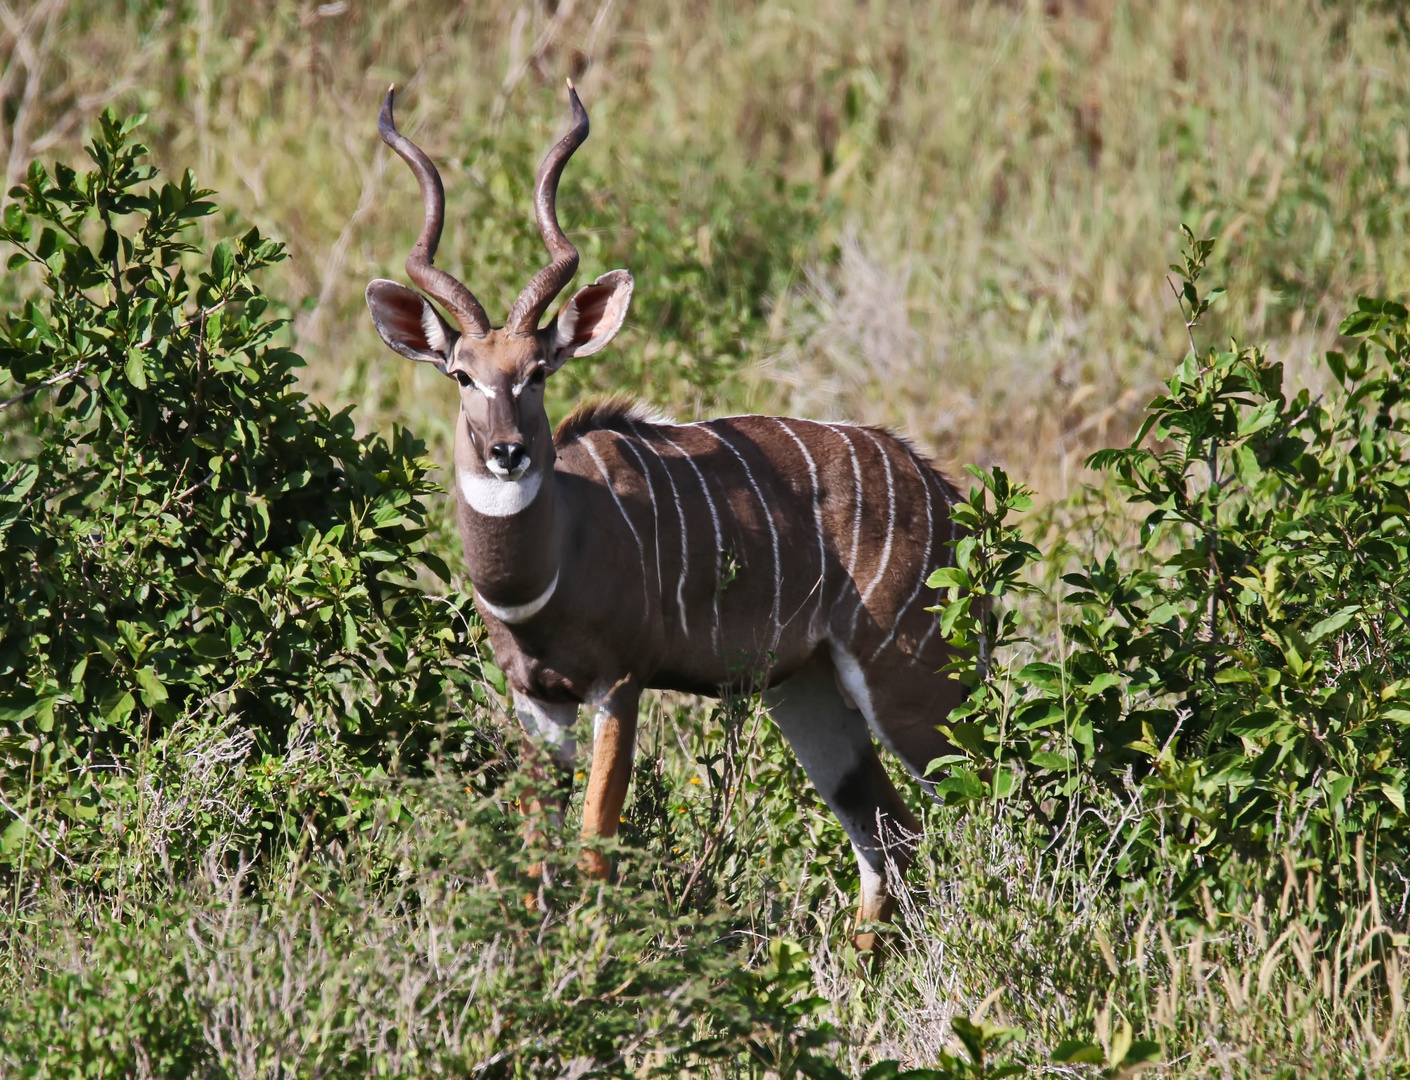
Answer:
[
  {"xmin": 0, "ymin": 784, "xmax": 75, "ymax": 869},
  {"xmin": 0, "ymin": 360, "xmax": 84, "ymax": 410},
  {"xmin": 1166, "ymin": 274, "xmax": 1198, "ymax": 358}
]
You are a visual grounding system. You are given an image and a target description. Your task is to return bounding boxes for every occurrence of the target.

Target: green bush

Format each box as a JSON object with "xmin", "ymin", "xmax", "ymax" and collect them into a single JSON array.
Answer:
[
  {"xmin": 0, "ymin": 112, "xmax": 889, "ymax": 1080},
  {"xmin": 930, "ymin": 230, "xmax": 1410, "ymax": 915},
  {"xmin": 0, "ymin": 109, "xmax": 490, "ymax": 896}
]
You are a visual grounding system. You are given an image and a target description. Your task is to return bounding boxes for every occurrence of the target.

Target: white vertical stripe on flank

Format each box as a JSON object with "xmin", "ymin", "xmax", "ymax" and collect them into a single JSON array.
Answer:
[
  {"xmin": 849, "ymin": 429, "xmax": 895, "ymax": 638},
  {"xmin": 658, "ymin": 427, "xmax": 723, "ymax": 653},
  {"xmin": 827, "ymin": 424, "xmax": 865, "ymax": 579},
  {"xmin": 628, "ymin": 421, "xmax": 690, "ymax": 639},
  {"xmin": 775, "ymin": 418, "xmax": 827, "ymax": 637},
  {"xmin": 611, "ymin": 431, "xmax": 662, "ymax": 609},
  {"xmin": 913, "ymin": 478, "xmax": 956, "ymax": 661},
  {"xmin": 699, "ymin": 420, "xmax": 782, "ymax": 652},
  {"xmin": 582, "ymin": 435, "xmax": 645, "ymax": 565},
  {"xmin": 868, "ymin": 450, "xmax": 935, "ymax": 662}
]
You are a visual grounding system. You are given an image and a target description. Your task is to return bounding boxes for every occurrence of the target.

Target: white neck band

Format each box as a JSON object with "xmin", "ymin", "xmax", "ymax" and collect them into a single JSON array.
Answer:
[{"xmin": 477, "ymin": 569, "xmax": 559, "ymax": 625}]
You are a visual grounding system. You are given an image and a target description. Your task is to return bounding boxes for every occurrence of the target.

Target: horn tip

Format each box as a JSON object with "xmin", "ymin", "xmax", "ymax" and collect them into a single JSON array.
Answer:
[
  {"xmin": 379, "ymin": 86, "xmax": 398, "ymax": 141},
  {"xmin": 565, "ymin": 76, "xmax": 574, "ymax": 91}
]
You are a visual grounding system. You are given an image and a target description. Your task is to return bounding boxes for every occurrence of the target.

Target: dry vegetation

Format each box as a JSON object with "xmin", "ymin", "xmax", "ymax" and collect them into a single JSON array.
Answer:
[
  {"xmin": 4, "ymin": 1, "xmax": 1410, "ymax": 1076},
  {"xmin": 8, "ymin": 0, "xmax": 1409, "ymax": 487}
]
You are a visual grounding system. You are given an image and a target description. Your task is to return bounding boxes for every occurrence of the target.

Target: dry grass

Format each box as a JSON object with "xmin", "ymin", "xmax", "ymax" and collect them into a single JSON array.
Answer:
[
  {"xmin": 4, "ymin": 1, "xmax": 1408, "ymax": 497},
  {"xmin": 5, "ymin": 3, "xmax": 1410, "ymax": 1075}
]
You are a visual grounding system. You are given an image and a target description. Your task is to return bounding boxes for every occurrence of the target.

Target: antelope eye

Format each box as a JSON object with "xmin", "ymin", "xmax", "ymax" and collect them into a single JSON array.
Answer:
[
  {"xmin": 529, "ymin": 366, "xmax": 546, "ymax": 386},
  {"xmin": 454, "ymin": 372, "xmax": 472, "ymax": 388}
]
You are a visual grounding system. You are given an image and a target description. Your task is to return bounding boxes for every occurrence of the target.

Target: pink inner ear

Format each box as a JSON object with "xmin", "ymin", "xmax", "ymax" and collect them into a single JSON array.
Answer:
[
  {"xmin": 380, "ymin": 295, "xmax": 436, "ymax": 349},
  {"xmin": 367, "ymin": 280, "xmax": 455, "ymax": 363},
  {"xmin": 573, "ymin": 284, "xmax": 615, "ymax": 331},
  {"xmin": 562, "ymin": 282, "xmax": 629, "ymax": 354}
]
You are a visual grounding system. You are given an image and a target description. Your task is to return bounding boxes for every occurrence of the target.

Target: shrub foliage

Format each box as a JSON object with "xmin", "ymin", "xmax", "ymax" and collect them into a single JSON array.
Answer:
[
  {"xmin": 0, "ymin": 110, "xmax": 489, "ymax": 887},
  {"xmin": 931, "ymin": 231, "xmax": 1410, "ymax": 912}
]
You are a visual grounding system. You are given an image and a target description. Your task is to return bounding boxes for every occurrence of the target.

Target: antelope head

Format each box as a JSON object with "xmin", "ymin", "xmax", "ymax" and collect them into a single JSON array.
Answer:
[{"xmin": 365, "ymin": 84, "xmax": 633, "ymax": 499}]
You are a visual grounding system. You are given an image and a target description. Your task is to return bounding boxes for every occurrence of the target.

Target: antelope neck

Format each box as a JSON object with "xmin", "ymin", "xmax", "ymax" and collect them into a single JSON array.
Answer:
[{"xmin": 454, "ymin": 412, "xmax": 560, "ymax": 620}]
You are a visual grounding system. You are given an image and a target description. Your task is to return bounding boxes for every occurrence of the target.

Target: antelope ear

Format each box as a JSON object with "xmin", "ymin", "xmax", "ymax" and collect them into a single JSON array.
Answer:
[
  {"xmin": 366, "ymin": 279, "xmax": 458, "ymax": 369},
  {"xmin": 548, "ymin": 270, "xmax": 633, "ymax": 370}
]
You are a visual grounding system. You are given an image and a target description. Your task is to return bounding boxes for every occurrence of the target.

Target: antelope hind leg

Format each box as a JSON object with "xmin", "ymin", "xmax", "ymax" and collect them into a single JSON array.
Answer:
[
  {"xmin": 580, "ymin": 676, "xmax": 641, "ymax": 879},
  {"xmin": 762, "ymin": 650, "xmax": 920, "ymax": 965},
  {"xmin": 513, "ymin": 692, "xmax": 579, "ymax": 880}
]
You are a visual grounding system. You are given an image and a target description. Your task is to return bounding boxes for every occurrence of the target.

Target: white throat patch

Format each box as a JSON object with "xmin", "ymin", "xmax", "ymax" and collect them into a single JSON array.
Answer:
[
  {"xmin": 478, "ymin": 569, "xmax": 559, "ymax": 625},
  {"xmin": 457, "ymin": 466, "xmax": 543, "ymax": 517}
]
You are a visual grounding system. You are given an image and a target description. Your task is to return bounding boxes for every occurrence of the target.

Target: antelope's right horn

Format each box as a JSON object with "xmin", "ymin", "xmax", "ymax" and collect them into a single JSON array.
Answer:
[
  {"xmin": 379, "ymin": 86, "xmax": 491, "ymax": 338},
  {"xmin": 504, "ymin": 81, "xmax": 590, "ymax": 336}
]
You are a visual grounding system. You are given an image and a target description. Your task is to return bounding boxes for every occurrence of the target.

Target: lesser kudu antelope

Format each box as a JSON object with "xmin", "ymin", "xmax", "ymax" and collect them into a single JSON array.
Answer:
[{"xmin": 365, "ymin": 83, "xmax": 966, "ymax": 953}]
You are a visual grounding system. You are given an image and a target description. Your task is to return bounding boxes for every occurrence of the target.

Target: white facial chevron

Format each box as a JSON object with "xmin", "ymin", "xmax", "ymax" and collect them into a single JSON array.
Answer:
[{"xmin": 457, "ymin": 466, "xmax": 542, "ymax": 517}]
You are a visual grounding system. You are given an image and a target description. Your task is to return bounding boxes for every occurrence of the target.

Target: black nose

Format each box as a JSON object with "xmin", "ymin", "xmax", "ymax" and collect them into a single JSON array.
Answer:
[{"xmin": 490, "ymin": 442, "xmax": 528, "ymax": 473}]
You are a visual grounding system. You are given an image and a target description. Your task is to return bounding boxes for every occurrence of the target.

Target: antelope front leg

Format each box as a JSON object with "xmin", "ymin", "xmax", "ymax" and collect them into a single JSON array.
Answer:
[{"xmin": 580, "ymin": 677, "xmax": 640, "ymax": 879}]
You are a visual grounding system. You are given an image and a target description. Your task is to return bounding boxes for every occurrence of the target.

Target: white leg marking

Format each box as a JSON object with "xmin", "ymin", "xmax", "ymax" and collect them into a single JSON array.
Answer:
[
  {"xmin": 478, "ymin": 569, "xmax": 560, "ymax": 625},
  {"xmin": 457, "ymin": 466, "xmax": 543, "ymax": 518},
  {"xmin": 588, "ymin": 682, "xmax": 638, "ymax": 753},
  {"xmin": 853, "ymin": 839, "xmax": 887, "ymax": 894},
  {"xmin": 775, "ymin": 418, "xmax": 828, "ymax": 639},
  {"xmin": 868, "ymin": 452, "xmax": 935, "ymax": 662},
  {"xmin": 513, "ymin": 691, "xmax": 579, "ymax": 766},
  {"xmin": 582, "ymin": 435, "xmax": 646, "ymax": 564},
  {"xmin": 659, "ymin": 428, "xmax": 723, "ymax": 654},
  {"xmin": 700, "ymin": 420, "xmax": 782, "ymax": 652},
  {"xmin": 828, "ymin": 641, "xmax": 877, "ymax": 727},
  {"xmin": 831, "ymin": 640, "xmax": 912, "ymax": 761},
  {"xmin": 611, "ymin": 431, "xmax": 663, "ymax": 611},
  {"xmin": 628, "ymin": 421, "xmax": 690, "ymax": 639}
]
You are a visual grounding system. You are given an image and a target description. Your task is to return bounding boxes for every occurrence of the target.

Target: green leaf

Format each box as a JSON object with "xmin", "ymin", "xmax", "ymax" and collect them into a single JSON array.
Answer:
[
  {"xmin": 1237, "ymin": 399, "xmax": 1278, "ymax": 437},
  {"xmin": 124, "ymin": 347, "xmax": 147, "ymax": 390},
  {"xmin": 1214, "ymin": 667, "xmax": 1256, "ymax": 684},
  {"xmin": 134, "ymin": 667, "xmax": 167, "ymax": 706},
  {"xmin": 1051, "ymin": 1040, "xmax": 1104, "ymax": 1064},
  {"xmin": 1382, "ymin": 784, "xmax": 1406, "ymax": 815},
  {"xmin": 211, "ymin": 239, "xmax": 234, "ymax": 282},
  {"xmin": 416, "ymin": 550, "xmax": 452, "ymax": 583},
  {"xmin": 0, "ymin": 817, "xmax": 28, "ymax": 855},
  {"xmin": 946, "ymin": 721, "xmax": 987, "ymax": 756},
  {"xmin": 1124, "ymin": 1040, "xmax": 1162, "ymax": 1066},
  {"xmin": 100, "ymin": 691, "xmax": 135, "ymax": 725},
  {"xmin": 1307, "ymin": 605, "xmax": 1359, "ymax": 645},
  {"xmin": 483, "ymin": 663, "xmax": 507, "ymax": 696},
  {"xmin": 1085, "ymin": 672, "xmax": 1121, "ymax": 697},
  {"xmin": 926, "ymin": 566, "xmax": 970, "ymax": 590}
]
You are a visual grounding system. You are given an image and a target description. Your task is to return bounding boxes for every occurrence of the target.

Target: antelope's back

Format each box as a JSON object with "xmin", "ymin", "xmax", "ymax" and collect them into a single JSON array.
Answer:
[{"xmin": 552, "ymin": 402, "xmax": 960, "ymax": 690}]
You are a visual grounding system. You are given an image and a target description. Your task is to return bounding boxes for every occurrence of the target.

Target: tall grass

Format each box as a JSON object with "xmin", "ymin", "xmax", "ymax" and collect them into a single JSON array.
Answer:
[
  {"xmin": 5, "ymin": 1, "xmax": 1409, "ymax": 490},
  {"xmin": 4, "ymin": 2, "xmax": 1410, "ymax": 1076}
]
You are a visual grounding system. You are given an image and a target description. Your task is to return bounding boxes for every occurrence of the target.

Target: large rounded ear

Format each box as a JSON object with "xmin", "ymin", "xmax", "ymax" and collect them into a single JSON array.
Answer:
[
  {"xmin": 366, "ymin": 279, "xmax": 459, "ymax": 369},
  {"xmin": 547, "ymin": 269, "xmax": 633, "ymax": 371}
]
